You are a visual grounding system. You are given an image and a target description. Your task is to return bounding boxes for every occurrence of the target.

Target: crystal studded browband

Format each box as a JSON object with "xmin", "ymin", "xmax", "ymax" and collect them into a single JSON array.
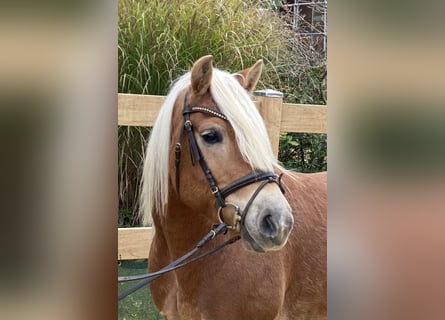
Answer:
[{"xmin": 189, "ymin": 106, "xmax": 228, "ymax": 121}]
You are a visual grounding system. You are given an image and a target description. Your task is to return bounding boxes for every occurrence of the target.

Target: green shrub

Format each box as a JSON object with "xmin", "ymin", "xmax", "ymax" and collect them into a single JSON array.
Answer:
[
  {"xmin": 279, "ymin": 133, "xmax": 327, "ymax": 172},
  {"xmin": 118, "ymin": 0, "xmax": 293, "ymax": 95}
]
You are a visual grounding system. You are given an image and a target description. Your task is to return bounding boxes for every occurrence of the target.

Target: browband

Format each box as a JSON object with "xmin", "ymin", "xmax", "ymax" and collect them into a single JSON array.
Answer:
[{"xmin": 187, "ymin": 106, "xmax": 227, "ymax": 121}]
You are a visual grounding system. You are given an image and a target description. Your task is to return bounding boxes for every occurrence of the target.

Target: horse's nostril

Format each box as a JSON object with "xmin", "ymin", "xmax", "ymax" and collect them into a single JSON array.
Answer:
[{"xmin": 260, "ymin": 214, "xmax": 279, "ymax": 239}]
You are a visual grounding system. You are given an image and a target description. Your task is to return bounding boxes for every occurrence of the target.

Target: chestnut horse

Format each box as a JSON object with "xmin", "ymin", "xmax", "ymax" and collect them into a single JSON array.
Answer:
[{"xmin": 141, "ymin": 56, "xmax": 326, "ymax": 319}]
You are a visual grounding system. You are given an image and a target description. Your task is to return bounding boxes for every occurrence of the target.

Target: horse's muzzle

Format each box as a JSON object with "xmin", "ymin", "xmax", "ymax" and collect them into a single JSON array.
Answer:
[{"xmin": 241, "ymin": 206, "xmax": 294, "ymax": 252}]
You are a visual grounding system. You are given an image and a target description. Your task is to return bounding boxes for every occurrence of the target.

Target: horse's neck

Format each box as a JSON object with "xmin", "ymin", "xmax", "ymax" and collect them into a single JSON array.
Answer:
[{"xmin": 159, "ymin": 193, "xmax": 214, "ymax": 257}]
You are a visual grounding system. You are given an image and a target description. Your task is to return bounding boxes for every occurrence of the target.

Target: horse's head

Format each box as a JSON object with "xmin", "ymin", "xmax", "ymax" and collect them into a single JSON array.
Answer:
[{"xmin": 143, "ymin": 55, "xmax": 293, "ymax": 252}]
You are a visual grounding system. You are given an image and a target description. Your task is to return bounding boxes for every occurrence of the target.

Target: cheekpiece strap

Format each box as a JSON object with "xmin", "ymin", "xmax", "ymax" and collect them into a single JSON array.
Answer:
[{"xmin": 178, "ymin": 90, "xmax": 227, "ymax": 208}]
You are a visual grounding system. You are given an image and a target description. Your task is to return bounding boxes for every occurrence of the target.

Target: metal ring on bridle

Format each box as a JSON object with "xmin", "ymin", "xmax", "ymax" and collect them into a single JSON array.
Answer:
[
  {"xmin": 211, "ymin": 186, "xmax": 219, "ymax": 194},
  {"xmin": 217, "ymin": 202, "xmax": 241, "ymax": 231}
]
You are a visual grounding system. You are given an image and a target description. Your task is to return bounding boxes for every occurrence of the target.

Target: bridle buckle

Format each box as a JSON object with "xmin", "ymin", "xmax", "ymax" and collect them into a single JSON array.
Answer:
[{"xmin": 184, "ymin": 119, "xmax": 192, "ymax": 128}]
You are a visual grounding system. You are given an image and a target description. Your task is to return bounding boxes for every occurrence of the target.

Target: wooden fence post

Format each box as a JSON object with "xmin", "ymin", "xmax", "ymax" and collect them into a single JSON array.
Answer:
[{"xmin": 254, "ymin": 89, "xmax": 284, "ymax": 159}]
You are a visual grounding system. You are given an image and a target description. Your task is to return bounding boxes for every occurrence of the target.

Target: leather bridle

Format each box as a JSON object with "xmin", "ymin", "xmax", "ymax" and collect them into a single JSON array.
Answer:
[{"xmin": 175, "ymin": 90, "xmax": 285, "ymax": 231}]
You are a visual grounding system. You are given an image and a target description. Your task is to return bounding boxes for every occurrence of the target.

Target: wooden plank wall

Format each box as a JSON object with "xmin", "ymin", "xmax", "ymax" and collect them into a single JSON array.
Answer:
[
  {"xmin": 118, "ymin": 92, "xmax": 327, "ymax": 260},
  {"xmin": 118, "ymin": 227, "xmax": 153, "ymax": 260}
]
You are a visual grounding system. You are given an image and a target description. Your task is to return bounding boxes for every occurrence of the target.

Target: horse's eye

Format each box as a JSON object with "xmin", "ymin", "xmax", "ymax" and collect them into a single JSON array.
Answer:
[{"xmin": 201, "ymin": 129, "xmax": 222, "ymax": 144}]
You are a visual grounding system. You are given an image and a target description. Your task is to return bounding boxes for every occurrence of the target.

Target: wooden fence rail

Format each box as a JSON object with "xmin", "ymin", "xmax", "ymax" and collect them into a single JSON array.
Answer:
[{"xmin": 118, "ymin": 91, "xmax": 327, "ymax": 260}]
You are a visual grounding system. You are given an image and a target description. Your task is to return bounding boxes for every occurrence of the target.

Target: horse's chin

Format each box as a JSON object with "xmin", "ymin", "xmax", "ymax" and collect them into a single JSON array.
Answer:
[{"xmin": 240, "ymin": 225, "xmax": 285, "ymax": 253}]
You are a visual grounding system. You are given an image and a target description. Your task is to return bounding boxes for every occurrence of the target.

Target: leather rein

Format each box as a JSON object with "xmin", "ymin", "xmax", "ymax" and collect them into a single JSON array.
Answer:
[{"xmin": 118, "ymin": 89, "xmax": 285, "ymax": 301}]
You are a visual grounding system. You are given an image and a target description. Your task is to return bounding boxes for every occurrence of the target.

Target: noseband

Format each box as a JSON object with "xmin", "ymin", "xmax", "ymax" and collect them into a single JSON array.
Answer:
[{"xmin": 175, "ymin": 90, "xmax": 285, "ymax": 231}]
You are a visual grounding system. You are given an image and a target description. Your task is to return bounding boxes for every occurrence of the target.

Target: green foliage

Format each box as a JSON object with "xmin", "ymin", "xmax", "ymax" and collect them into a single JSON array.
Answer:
[
  {"xmin": 279, "ymin": 133, "xmax": 327, "ymax": 172},
  {"xmin": 269, "ymin": 21, "xmax": 327, "ymax": 174},
  {"xmin": 118, "ymin": 208, "xmax": 136, "ymax": 228},
  {"xmin": 282, "ymin": 64, "xmax": 326, "ymax": 105},
  {"xmin": 118, "ymin": 126, "xmax": 150, "ymax": 226},
  {"xmin": 276, "ymin": 61, "xmax": 327, "ymax": 174},
  {"xmin": 118, "ymin": 0, "xmax": 292, "ymax": 95}
]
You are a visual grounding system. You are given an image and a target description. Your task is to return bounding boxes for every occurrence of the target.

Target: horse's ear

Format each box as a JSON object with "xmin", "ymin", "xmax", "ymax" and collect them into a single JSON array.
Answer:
[
  {"xmin": 233, "ymin": 59, "xmax": 263, "ymax": 93},
  {"xmin": 191, "ymin": 55, "xmax": 213, "ymax": 96}
]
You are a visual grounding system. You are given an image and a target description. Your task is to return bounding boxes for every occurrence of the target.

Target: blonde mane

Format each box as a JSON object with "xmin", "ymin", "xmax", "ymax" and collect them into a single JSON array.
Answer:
[{"xmin": 140, "ymin": 69, "xmax": 278, "ymax": 226}]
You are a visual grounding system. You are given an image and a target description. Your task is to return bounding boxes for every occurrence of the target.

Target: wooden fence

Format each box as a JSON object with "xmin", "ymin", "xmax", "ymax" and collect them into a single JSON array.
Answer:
[{"xmin": 118, "ymin": 90, "xmax": 327, "ymax": 260}]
